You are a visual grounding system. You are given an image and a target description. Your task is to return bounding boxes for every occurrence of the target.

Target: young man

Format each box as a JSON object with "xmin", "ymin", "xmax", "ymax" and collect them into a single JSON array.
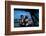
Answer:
[{"xmin": 19, "ymin": 15, "xmax": 25, "ymax": 27}]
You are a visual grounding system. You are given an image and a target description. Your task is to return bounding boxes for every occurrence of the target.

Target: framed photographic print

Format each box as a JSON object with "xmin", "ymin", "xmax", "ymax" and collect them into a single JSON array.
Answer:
[{"xmin": 5, "ymin": 1, "xmax": 45, "ymax": 35}]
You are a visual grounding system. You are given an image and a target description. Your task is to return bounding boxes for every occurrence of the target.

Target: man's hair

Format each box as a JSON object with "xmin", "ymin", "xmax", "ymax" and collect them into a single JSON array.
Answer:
[
  {"xmin": 21, "ymin": 15, "xmax": 24, "ymax": 18},
  {"xmin": 25, "ymin": 16, "xmax": 28, "ymax": 19}
]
